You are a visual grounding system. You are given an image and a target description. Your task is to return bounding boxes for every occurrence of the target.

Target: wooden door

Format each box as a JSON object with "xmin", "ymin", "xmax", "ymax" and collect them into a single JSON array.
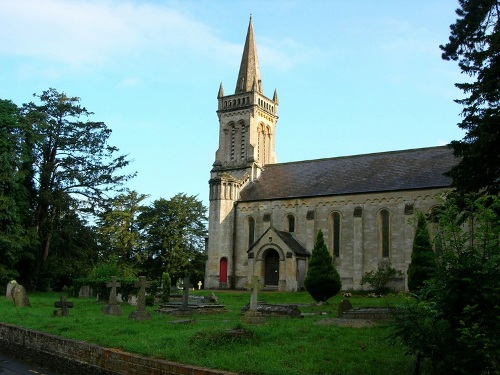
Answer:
[{"xmin": 265, "ymin": 250, "xmax": 279, "ymax": 285}]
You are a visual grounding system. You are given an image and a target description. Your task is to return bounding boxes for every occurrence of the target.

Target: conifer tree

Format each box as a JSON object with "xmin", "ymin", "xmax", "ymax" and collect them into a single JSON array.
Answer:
[
  {"xmin": 407, "ymin": 212, "xmax": 436, "ymax": 292},
  {"xmin": 304, "ymin": 230, "xmax": 341, "ymax": 302}
]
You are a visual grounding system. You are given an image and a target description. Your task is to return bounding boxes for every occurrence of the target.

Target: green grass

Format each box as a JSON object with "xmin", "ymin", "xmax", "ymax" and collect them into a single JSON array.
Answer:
[{"xmin": 0, "ymin": 291, "xmax": 415, "ymax": 375}]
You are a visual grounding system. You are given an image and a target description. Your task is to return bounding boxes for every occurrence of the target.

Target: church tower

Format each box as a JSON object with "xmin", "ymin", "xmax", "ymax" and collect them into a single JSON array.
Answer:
[{"xmin": 205, "ymin": 17, "xmax": 279, "ymax": 289}]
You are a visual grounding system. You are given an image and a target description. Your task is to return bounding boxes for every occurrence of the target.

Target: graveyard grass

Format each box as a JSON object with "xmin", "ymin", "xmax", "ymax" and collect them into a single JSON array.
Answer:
[{"xmin": 0, "ymin": 291, "xmax": 415, "ymax": 375}]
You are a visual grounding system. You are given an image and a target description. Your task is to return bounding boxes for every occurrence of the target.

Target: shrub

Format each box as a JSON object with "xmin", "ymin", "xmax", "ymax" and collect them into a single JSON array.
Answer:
[
  {"xmin": 161, "ymin": 272, "xmax": 171, "ymax": 303},
  {"xmin": 361, "ymin": 262, "xmax": 402, "ymax": 294},
  {"xmin": 407, "ymin": 212, "xmax": 436, "ymax": 292},
  {"xmin": 304, "ymin": 230, "xmax": 341, "ymax": 302},
  {"xmin": 391, "ymin": 194, "xmax": 500, "ymax": 374}
]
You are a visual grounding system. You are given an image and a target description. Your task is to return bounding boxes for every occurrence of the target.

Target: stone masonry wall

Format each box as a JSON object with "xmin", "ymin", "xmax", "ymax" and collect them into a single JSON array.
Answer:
[{"xmin": 0, "ymin": 323, "xmax": 236, "ymax": 375}]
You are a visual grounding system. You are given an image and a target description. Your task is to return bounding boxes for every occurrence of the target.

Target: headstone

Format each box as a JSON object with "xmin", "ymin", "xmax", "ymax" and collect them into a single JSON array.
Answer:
[
  {"xmin": 241, "ymin": 276, "xmax": 265, "ymax": 324},
  {"xmin": 11, "ymin": 284, "xmax": 31, "ymax": 307},
  {"xmin": 170, "ymin": 276, "xmax": 194, "ymax": 316},
  {"xmin": 338, "ymin": 299, "xmax": 353, "ymax": 318},
  {"xmin": 54, "ymin": 295, "xmax": 74, "ymax": 317},
  {"xmin": 78, "ymin": 285, "xmax": 93, "ymax": 298},
  {"xmin": 209, "ymin": 292, "xmax": 218, "ymax": 303},
  {"xmin": 6, "ymin": 280, "xmax": 17, "ymax": 301},
  {"xmin": 128, "ymin": 276, "xmax": 151, "ymax": 320},
  {"xmin": 128, "ymin": 294, "xmax": 138, "ymax": 306},
  {"xmin": 197, "ymin": 281, "xmax": 202, "ymax": 290},
  {"xmin": 102, "ymin": 276, "xmax": 122, "ymax": 316}
]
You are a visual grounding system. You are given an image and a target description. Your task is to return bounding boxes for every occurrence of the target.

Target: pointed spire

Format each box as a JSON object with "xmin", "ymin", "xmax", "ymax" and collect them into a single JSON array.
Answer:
[
  {"xmin": 235, "ymin": 16, "xmax": 262, "ymax": 94},
  {"xmin": 217, "ymin": 82, "xmax": 224, "ymax": 99},
  {"xmin": 273, "ymin": 89, "xmax": 279, "ymax": 104}
]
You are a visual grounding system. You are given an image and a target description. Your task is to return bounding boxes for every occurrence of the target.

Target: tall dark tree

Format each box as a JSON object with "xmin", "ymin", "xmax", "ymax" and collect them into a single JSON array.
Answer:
[
  {"xmin": 407, "ymin": 212, "xmax": 436, "ymax": 292},
  {"xmin": 0, "ymin": 99, "xmax": 37, "ymax": 286},
  {"xmin": 304, "ymin": 230, "xmax": 341, "ymax": 302},
  {"xmin": 138, "ymin": 194, "xmax": 207, "ymax": 282},
  {"xmin": 20, "ymin": 88, "xmax": 133, "ymax": 289},
  {"xmin": 440, "ymin": 1, "xmax": 500, "ymax": 195}
]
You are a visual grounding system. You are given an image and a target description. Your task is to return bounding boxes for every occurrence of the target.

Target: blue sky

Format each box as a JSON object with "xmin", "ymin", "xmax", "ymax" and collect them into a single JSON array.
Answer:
[{"xmin": 0, "ymin": 0, "xmax": 465, "ymax": 209}]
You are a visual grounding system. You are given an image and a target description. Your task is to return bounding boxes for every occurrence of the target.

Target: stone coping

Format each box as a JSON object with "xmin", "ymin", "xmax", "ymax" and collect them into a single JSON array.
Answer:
[{"xmin": 0, "ymin": 322, "xmax": 236, "ymax": 375}]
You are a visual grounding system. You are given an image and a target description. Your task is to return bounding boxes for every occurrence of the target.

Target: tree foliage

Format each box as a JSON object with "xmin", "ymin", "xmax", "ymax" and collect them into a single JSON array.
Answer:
[
  {"xmin": 0, "ymin": 99, "xmax": 37, "ymax": 287},
  {"xmin": 97, "ymin": 190, "xmax": 148, "ymax": 263},
  {"xmin": 361, "ymin": 261, "xmax": 403, "ymax": 295},
  {"xmin": 304, "ymin": 230, "xmax": 341, "ymax": 302},
  {"xmin": 407, "ymin": 212, "xmax": 436, "ymax": 293},
  {"xmin": 391, "ymin": 194, "xmax": 500, "ymax": 374},
  {"xmin": 138, "ymin": 193, "xmax": 207, "ymax": 282},
  {"xmin": 440, "ymin": 1, "xmax": 500, "ymax": 195}
]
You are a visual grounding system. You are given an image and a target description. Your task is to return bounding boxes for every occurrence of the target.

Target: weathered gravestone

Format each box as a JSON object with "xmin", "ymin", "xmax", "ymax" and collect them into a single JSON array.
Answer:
[
  {"xmin": 338, "ymin": 299, "xmax": 353, "ymax": 318},
  {"xmin": 102, "ymin": 276, "xmax": 122, "ymax": 316},
  {"xmin": 241, "ymin": 276, "xmax": 265, "ymax": 324},
  {"xmin": 54, "ymin": 295, "xmax": 74, "ymax": 317},
  {"xmin": 78, "ymin": 285, "xmax": 94, "ymax": 298},
  {"xmin": 11, "ymin": 283, "xmax": 31, "ymax": 307},
  {"xmin": 171, "ymin": 276, "xmax": 193, "ymax": 316},
  {"xmin": 128, "ymin": 276, "xmax": 151, "ymax": 320},
  {"xmin": 6, "ymin": 280, "xmax": 17, "ymax": 301}
]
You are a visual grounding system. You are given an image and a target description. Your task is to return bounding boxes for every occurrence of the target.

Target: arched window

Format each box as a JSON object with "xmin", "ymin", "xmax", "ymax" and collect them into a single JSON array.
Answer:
[
  {"xmin": 219, "ymin": 258, "xmax": 228, "ymax": 283},
  {"xmin": 247, "ymin": 216, "xmax": 255, "ymax": 249},
  {"xmin": 330, "ymin": 212, "xmax": 341, "ymax": 257},
  {"xmin": 379, "ymin": 209, "xmax": 390, "ymax": 257},
  {"xmin": 286, "ymin": 214, "xmax": 295, "ymax": 233}
]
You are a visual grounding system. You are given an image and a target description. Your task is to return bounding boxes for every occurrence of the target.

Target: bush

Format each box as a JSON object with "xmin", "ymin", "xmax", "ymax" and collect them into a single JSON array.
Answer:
[
  {"xmin": 361, "ymin": 262, "xmax": 402, "ymax": 294},
  {"xmin": 161, "ymin": 272, "xmax": 171, "ymax": 303},
  {"xmin": 391, "ymin": 194, "xmax": 500, "ymax": 374},
  {"xmin": 407, "ymin": 212, "xmax": 436, "ymax": 292},
  {"xmin": 304, "ymin": 230, "xmax": 341, "ymax": 302}
]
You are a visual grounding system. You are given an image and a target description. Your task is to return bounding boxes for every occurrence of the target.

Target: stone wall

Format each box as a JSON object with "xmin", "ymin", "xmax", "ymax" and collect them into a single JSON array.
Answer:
[{"xmin": 0, "ymin": 323, "xmax": 236, "ymax": 375}]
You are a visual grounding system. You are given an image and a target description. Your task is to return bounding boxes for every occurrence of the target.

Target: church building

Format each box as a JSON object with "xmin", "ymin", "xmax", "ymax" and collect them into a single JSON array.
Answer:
[{"xmin": 204, "ymin": 18, "xmax": 457, "ymax": 292}]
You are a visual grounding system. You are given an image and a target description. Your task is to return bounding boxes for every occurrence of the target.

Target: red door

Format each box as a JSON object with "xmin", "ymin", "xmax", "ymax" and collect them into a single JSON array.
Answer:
[{"xmin": 219, "ymin": 258, "xmax": 228, "ymax": 283}]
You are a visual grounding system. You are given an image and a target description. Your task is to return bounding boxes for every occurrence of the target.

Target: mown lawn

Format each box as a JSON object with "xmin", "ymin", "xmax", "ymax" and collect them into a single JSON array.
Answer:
[{"xmin": 0, "ymin": 290, "xmax": 415, "ymax": 375}]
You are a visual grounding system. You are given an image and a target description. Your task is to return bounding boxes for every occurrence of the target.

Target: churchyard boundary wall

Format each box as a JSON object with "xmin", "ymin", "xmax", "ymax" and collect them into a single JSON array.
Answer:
[{"xmin": 0, "ymin": 322, "xmax": 236, "ymax": 375}]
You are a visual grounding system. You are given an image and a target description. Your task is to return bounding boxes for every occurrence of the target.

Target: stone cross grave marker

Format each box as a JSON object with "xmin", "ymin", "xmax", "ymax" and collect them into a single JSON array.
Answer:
[
  {"xmin": 107, "ymin": 276, "xmax": 120, "ymax": 304},
  {"xmin": 244, "ymin": 275, "xmax": 261, "ymax": 312},
  {"xmin": 180, "ymin": 276, "xmax": 193, "ymax": 311},
  {"xmin": 197, "ymin": 281, "xmax": 202, "ymax": 290},
  {"xmin": 241, "ymin": 275, "xmax": 265, "ymax": 324},
  {"xmin": 102, "ymin": 276, "xmax": 122, "ymax": 315},
  {"xmin": 54, "ymin": 295, "xmax": 74, "ymax": 317},
  {"xmin": 129, "ymin": 276, "xmax": 151, "ymax": 320}
]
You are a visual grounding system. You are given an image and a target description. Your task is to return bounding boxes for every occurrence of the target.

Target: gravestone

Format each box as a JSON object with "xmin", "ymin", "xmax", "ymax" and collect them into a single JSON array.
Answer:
[
  {"xmin": 241, "ymin": 303, "xmax": 301, "ymax": 317},
  {"xmin": 338, "ymin": 299, "xmax": 353, "ymax": 318},
  {"xmin": 54, "ymin": 295, "xmax": 74, "ymax": 317},
  {"xmin": 11, "ymin": 284, "xmax": 31, "ymax": 307},
  {"xmin": 128, "ymin": 276, "xmax": 151, "ymax": 320},
  {"xmin": 78, "ymin": 285, "xmax": 93, "ymax": 298},
  {"xmin": 128, "ymin": 294, "xmax": 138, "ymax": 306},
  {"xmin": 241, "ymin": 276, "xmax": 265, "ymax": 324},
  {"xmin": 102, "ymin": 276, "xmax": 122, "ymax": 316},
  {"xmin": 171, "ymin": 276, "xmax": 193, "ymax": 316},
  {"xmin": 6, "ymin": 280, "xmax": 17, "ymax": 301},
  {"xmin": 197, "ymin": 281, "xmax": 202, "ymax": 290}
]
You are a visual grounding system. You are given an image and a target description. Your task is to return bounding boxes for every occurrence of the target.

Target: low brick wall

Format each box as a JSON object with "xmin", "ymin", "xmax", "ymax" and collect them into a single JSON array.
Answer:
[{"xmin": 0, "ymin": 323, "xmax": 236, "ymax": 375}]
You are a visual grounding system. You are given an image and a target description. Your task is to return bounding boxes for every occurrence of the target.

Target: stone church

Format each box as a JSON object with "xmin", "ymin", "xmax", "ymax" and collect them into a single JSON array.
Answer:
[{"xmin": 204, "ymin": 18, "xmax": 457, "ymax": 292}]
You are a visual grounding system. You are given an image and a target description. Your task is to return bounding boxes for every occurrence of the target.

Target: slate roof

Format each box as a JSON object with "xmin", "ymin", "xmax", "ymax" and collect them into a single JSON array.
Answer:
[
  {"xmin": 239, "ymin": 146, "xmax": 457, "ymax": 202},
  {"xmin": 249, "ymin": 226, "xmax": 310, "ymax": 257}
]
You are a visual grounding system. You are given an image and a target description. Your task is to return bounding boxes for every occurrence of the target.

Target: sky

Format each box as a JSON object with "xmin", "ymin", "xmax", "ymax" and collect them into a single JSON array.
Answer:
[{"xmin": 0, "ymin": 0, "xmax": 466, "ymax": 209}]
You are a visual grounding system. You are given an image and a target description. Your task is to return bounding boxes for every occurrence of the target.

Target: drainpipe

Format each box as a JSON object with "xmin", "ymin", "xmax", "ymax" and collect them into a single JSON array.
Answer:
[{"xmin": 231, "ymin": 201, "xmax": 238, "ymax": 289}]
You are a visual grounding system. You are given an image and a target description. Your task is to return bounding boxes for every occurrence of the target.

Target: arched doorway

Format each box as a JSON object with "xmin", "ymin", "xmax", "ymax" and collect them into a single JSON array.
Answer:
[{"xmin": 264, "ymin": 249, "xmax": 280, "ymax": 286}]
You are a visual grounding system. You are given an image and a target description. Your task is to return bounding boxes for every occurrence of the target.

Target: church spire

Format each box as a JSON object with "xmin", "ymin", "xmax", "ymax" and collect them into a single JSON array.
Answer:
[{"xmin": 235, "ymin": 16, "xmax": 262, "ymax": 94}]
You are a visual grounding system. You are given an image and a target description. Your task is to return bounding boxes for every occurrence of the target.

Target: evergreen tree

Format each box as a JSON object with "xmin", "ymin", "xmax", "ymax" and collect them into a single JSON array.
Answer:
[
  {"xmin": 304, "ymin": 230, "xmax": 341, "ymax": 302},
  {"xmin": 407, "ymin": 212, "xmax": 436, "ymax": 292},
  {"xmin": 440, "ymin": 1, "xmax": 500, "ymax": 195}
]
